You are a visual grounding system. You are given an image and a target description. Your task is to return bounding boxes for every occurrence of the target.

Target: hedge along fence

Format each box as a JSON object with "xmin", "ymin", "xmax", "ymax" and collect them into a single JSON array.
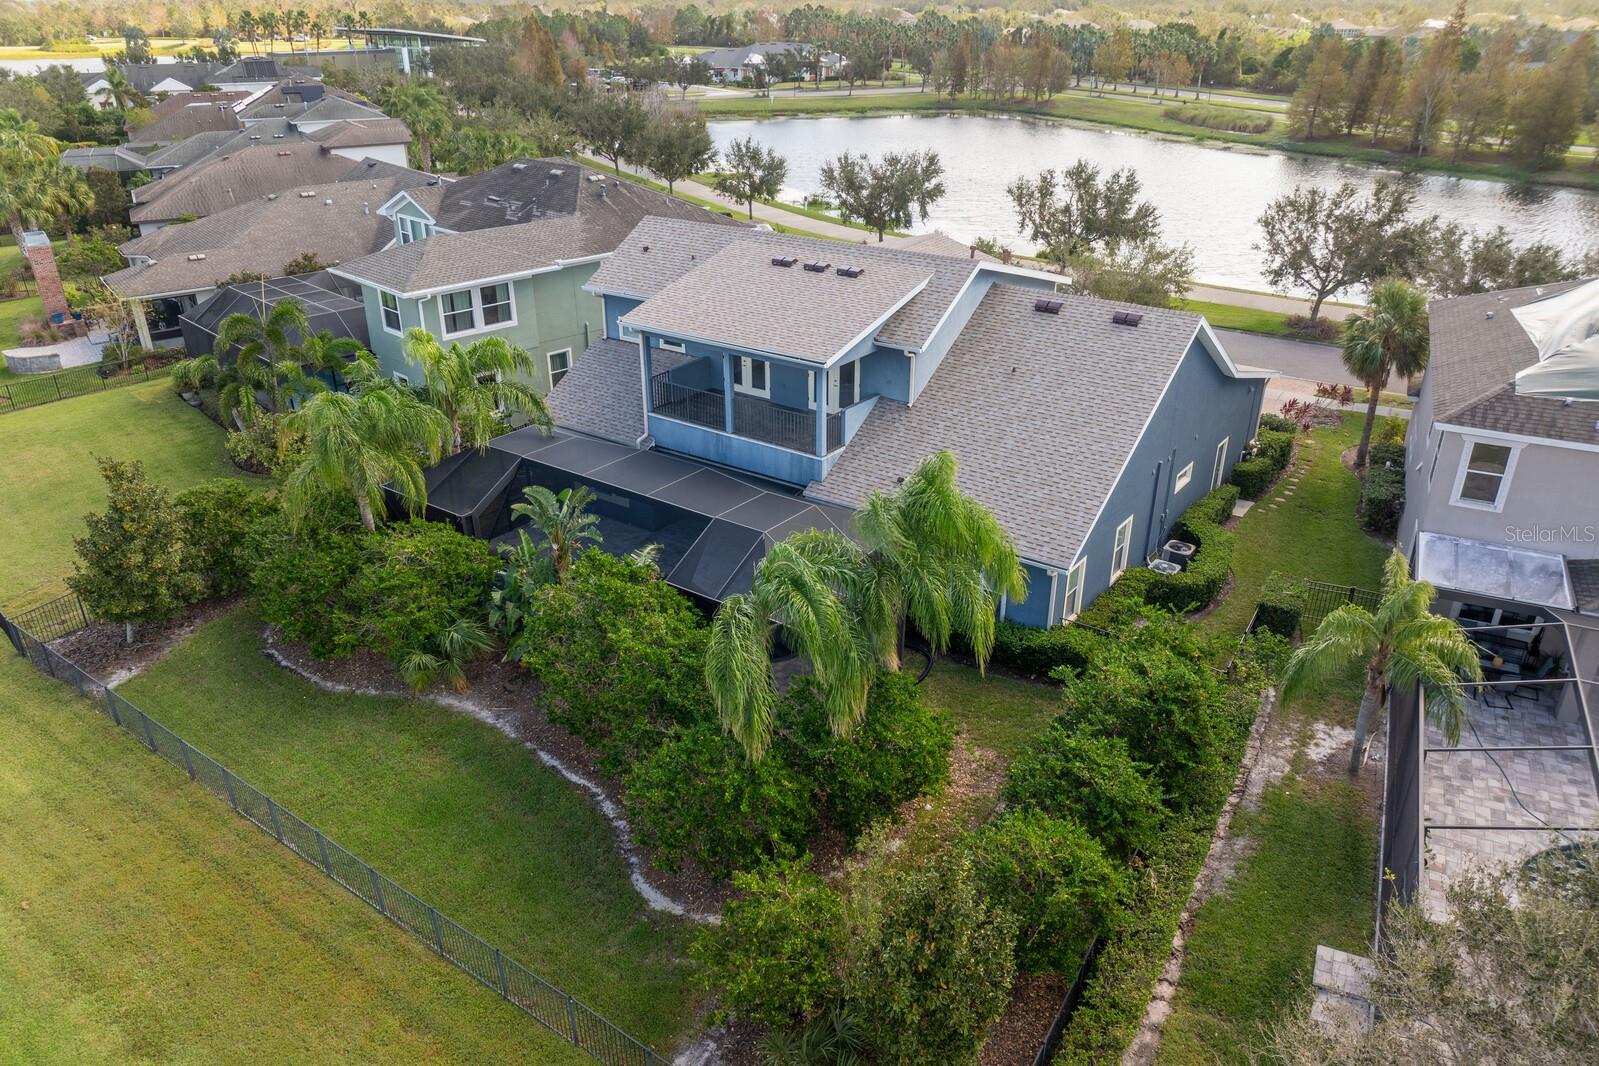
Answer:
[{"xmin": 0, "ymin": 598, "xmax": 667, "ymax": 1066}]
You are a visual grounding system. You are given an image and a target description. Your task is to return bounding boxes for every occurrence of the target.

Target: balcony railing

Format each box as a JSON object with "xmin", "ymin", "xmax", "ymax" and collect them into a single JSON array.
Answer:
[{"xmin": 652, "ymin": 373, "xmax": 841, "ymax": 454}]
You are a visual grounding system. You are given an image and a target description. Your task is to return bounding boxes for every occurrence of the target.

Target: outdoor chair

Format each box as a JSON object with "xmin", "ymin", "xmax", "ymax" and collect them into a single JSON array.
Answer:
[{"xmin": 1511, "ymin": 656, "xmax": 1561, "ymax": 710}]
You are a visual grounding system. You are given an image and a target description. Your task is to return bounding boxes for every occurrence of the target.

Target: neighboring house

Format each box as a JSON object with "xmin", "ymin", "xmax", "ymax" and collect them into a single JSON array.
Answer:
[
  {"xmin": 697, "ymin": 42, "xmax": 839, "ymax": 82},
  {"xmin": 60, "ymin": 144, "xmax": 150, "ymax": 176},
  {"xmin": 129, "ymin": 144, "xmax": 415, "ymax": 233},
  {"xmin": 103, "ymin": 169, "xmax": 438, "ymax": 348},
  {"xmin": 304, "ymin": 119, "xmax": 413, "ymax": 166},
  {"xmin": 1401, "ymin": 279, "xmax": 1599, "ymax": 620},
  {"xmin": 329, "ymin": 158, "xmax": 743, "ymax": 393},
  {"xmin": 236, "ymin": 81, "xmax": 386, "ymax": 130},
  {"xmin": 1381, "ymin": 279, "xmax": 1599, "ymax": 926},
  {"xmin": 342, "ymin": 25, "xmax": 486, "ymax": 74},
  {"xmin": 81, "ymin": 57, "xmax": 318, "ymax": 108},
  {"xmin": 123, "ymin": 96, "xmax": 244, "ymax": 149},
  {"xmin": 138, "ymin": 115, "xmax": 407, "ymax": 178},
  {"xmin": 1325, "ymin": 19, "xmax": 1364, "ymax": 38},
  {"xmin": 179, "ymin": 271, "xmax": 370, "ymax": 362},
  {"xmin": 544, "ymin": 217, "xmax": 1270, "ymax": 625}
]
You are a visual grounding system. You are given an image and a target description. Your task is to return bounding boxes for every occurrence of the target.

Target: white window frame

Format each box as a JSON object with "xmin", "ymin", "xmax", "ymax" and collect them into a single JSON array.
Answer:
[
  {"xmin": 1173, "ymin": 461, "xmax": 1194, "ymax": 494},
  {"xmin": 378, "ymin": 289, "xmax": 402, "ymax": 335},
  {"xmin": 547, "ymin": 348, "xmax": 572, "ymax": 387},
  {"xmin": 1111, "ymin": 515, "xmax": 1134, "ymax": 580},
  {"xmin": 1061, "ymin": 560, "xmax": 1086, "ymax": 622},
  {"xmin": 1450, "ymin": 438, "xmax": 1521, "ymax": 512},
  {"xmin": 437, "ymin": 283, "xmax": 518, "ymax": 339},
  {"xmin": 478, "ymin": 282, "xmax": 514, "ymax": 329},
  {"xmin": 396, "ymin": 215, "xmax": 430, "ymax": 244},
  {"xmin": 616, "ymin": 320, "xmax": 639, "ymax": 342},
  {"xmin": 658, "ymin": 337, "xmax": 686, "ymax": 353},
  {"xmin": 1212, "ymin": 436, "xmax": 1230, "ymax": 490},
  {"xmin": 732, "ymin": 355, "xmax": 771, "ymax": 398}
]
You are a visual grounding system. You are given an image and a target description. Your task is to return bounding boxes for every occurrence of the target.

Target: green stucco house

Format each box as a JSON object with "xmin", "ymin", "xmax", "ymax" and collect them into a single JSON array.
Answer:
[{"xmin": 329, "ymin": 158, "xmax": 745, "ymax": 392}]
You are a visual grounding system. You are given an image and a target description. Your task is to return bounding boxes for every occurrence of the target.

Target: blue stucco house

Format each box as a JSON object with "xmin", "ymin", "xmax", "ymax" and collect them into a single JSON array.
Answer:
[{"xmin": 538, "ymin": 217, "xmax": 1273, "ymax": 627}]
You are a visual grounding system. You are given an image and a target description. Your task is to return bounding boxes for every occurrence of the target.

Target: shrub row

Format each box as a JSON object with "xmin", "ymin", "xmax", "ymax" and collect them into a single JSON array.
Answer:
[
  {"xmin": 1145, "ymin": 484, "xmax": 1240, "ymax": 613},
  {"xmin": 1162, "ymin": 103, "xmax": 1275, "ymax": 134},
  {"xmin": 1361, "ymin": 462, "xmax": 1405, "ymax": 537},
  {"xmin": 1253, "ymin": 571, "xmax": 1309, "ymax": 638},
  {"xmin": 1231, "ymin": 426, "xmax": 1295, "ymax": 500}
]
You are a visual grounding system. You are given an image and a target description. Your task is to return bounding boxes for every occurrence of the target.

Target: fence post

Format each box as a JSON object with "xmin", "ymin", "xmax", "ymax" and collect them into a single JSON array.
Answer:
[
  {"xmin": 266, "ymin": 796, "xmax": 284, "ymax": 841},
  {"xmin": 179, "ymin": 738, "xmax": 196, "ymax": 779},
  {"xmin": 221, "ymin": 766, "xmax": 239, "ymax": 811},
  {"xmin": 137, "ymin": 709, "xmax": 158, "ymax": 752},
  {"xmin": 78, "ymin": 599, "xmax": 89, "ymax": 630},
  {"xmin": 104, "ymin": 689, "xmax": 121, "ymax": 725},
  {"xmin": 494, "ymin": 948, "xmax": 509, "ymax": 997},
  {"xmin": 369, "ymin": 865, "xmax": 387, "ymax": 914},
  {"xmin": 53, "ymin": 375, "xmax": 62, "ymax": 402},
  {"xmin": 428, "ymin": 905, "xmax": 445, "ymax": 953},
  {"xmin": 567, "ymin": 996, "xmax": 579, "ymax": 1043},
  {"xmin": 316, "ymin": 830, "xmax": 332, "ymax": 875}
]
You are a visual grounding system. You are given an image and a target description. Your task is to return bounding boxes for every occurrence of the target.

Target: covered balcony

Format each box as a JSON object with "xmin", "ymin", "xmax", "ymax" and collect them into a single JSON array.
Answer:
[{"xmin": 651, "ymin": 370, "xmax": 842, "ymax": 454}]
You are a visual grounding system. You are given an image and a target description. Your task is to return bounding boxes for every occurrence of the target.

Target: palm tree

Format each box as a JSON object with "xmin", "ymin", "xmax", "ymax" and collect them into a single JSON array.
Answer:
[
  {"xmin": 259, "ymin": 10, "xmax": 279, "ymax": 53},
  {"xmin": 101, "ymin": 66, "xmax": 145, "ymax": 112},
  {"xmin": 236, "ymin": 11, "xmax": 258, "ymax": 55},
  {"xmin": 1341, "ymin": 278, "xmax": 1429, "ymax": 467},
  {"xmin": 1282, "ymin": 550, "xmax": 1483, "ymax": 774},
  {"xmin": 378, "ymin": 82, "xmax": 451, "ymax": 171},
  {"xmin": 298, "ymin": 327, "xmax": 371, "ymax": 388},
  {"xmin": 170, "ymin": 351, "xmax": 277, "ymax": 426},
  {"xmin": 512, "ymin": 485, "xmax": 601, "ymax": 578},
  {"xmin": 49, "ymin": 163, "xmax": 94, "ymax": 237},
  {"xmin": 280, "ymin": 377, "xmax": 448, "ymax": 531},
  {"xmin": 706, "ymin": 450, "xmax": 1026, "ymax": 761},
  {"xmin": 402, "ymin": 328, "xmax": 553, "ymax": 454},
  {"xmin": 0, "ymin": 112, "xmax": 75, "ymax": 244},
  {"xmin": 399, "ymin": 615, "xmax": 495, "ymax": 693}
]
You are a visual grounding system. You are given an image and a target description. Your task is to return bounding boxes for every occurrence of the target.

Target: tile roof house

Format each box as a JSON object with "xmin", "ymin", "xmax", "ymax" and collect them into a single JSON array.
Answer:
[
  {"xmin": 537, "ymin": 217, "xmax": 1272, "ymax": 626},
  {"xmin": 128, "ymin": 143, "xmax": 414, "ymax": 232},
  {"xmin": 1400, "ymin": 279, "xmax": 1599, "ymax": 618},
  {"xmin": 103, "ymin": 170, "xmax": 437, "ymax": 349},
  {"xmin": 329, "ymin": 158, "xmax": 744, "ymax": 395}
]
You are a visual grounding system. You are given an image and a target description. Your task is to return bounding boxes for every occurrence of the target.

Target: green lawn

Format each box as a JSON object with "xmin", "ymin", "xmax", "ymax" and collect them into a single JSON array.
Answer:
[
  {"xmin": 1203, "ymin": 415, "xmax": 1389, "ymax": 639},
  {"xmin": 919, "ymin": 659, "xmax": 1059, "ymax": 761},
  {"xmin": 1, "ymin": 241, "xmax": 42, "ymax": 359},
  {"xmin": 117, "ymin": 608, "xmax": 697, "ymax": 1052},
  {"xmin": 1179, "ymin": 298, "xmax": 1293, "ymax": 337},
  {"xmin": 0, "ymin": 380, "xmax": 252, "ymax": 610},
  {"xmin": 0, "ymin": 651, "xmax": 588, "ymax": 1065},
  {"xmin": 1155, "ymin": 777, "xmax": 1376, "ymax": 1064}
]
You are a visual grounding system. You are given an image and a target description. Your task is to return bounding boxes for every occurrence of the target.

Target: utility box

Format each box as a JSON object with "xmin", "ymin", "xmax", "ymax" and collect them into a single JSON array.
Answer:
[
  {"xmin": 1149, "ymin": 559, "xmax": 1182, "ymax": 576},
  {"xmin": 1162, "ymin": 540, "xmax": 1197, "ymax": 570}
]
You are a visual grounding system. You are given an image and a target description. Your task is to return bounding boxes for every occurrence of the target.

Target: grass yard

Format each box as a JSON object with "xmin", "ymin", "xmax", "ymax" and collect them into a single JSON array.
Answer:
[
  {"xmin": 1154, "ymin": 777, "xmax": 1376, "ymax": 1064},
  {"xmin": 0, "ymin": 241, "xmax": 42, "ymax": 360},
  {"xmin": 0, "ymin": 651, "xmax": 589, "ymax": 1065},
  {"xmin": 118, "ymin": 607, "xmax": 697, "ymax": 1052},
  {"xmin": 1203, "ymin": 414, "xmax": 1389, "ymax": 639},
  {"xmin": 0, "ymin": 380, "xmax": 251, "ymax": 610},
  {"xmin": 1178, "ymin": 298, "xmax": 1293, "ymax": 337},
  {"xmin": 920, "ymin": 659, "xmax": 1059, "ymax": 762}
]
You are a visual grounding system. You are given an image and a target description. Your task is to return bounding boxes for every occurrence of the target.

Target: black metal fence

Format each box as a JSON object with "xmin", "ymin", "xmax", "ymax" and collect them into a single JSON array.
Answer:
[
  {"xmin": 0, "ymin": 354, "xmax": 178, "ymax": 416},
  {"xmin": 0, "ymin": 599, "xmax": 664, "ymax": 1066},
  {"xmin": 1300, "ymin": 580, "xmax": 1384, "ymax": 633}
]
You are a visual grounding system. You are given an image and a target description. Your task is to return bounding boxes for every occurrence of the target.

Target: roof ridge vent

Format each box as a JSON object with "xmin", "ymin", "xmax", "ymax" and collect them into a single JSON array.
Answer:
[
  {"xmin": 1034, "ymin": 297, "xmax": 1063, "ymax": 314},
  {"xmin": 771, "ymin": 255, "xmax": 797, "ymax": 268},
  {"xmin": 299, "ymin": 190, "xmax": 315, "ymax": 197},
  {"xmin": 802, "ymin": 260, "xmax": 830, "ymax": 273},
  {"xmin": 1112, "ymin": 309, "xmax": 1142, "ymax": 327},
  {"xmin": 836, "ymin": 265, "xmax": 864, "ymax": 278}
]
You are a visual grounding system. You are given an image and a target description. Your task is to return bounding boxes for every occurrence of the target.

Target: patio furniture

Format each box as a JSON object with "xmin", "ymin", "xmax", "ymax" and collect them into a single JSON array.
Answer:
[{"xmin": 1511, "ymin": 655, "xmax": 1562, "ymax": 709}]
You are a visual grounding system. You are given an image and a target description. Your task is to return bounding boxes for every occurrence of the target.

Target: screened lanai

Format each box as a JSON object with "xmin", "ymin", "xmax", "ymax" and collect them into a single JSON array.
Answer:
[{"xmin": 178, "ymin": 273, "xmax": 370, "ymax": 360}]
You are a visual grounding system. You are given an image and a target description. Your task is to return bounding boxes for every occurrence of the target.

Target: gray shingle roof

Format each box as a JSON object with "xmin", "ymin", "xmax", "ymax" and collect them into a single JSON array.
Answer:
[
  {"xmin": 237, "ymin": 83, "xmax": 382, "ymax": 124},
  {"xmin": 1427, "ymin": 281, "xmax": 1599, "ymax": 446},
  {"xmin": 106, "ymin": 172, "xmax": 434, "ymax": 299},
  {"xmin": 546, "ymin": 339, "xmax": 693, "ymax": 444},
  {"xmin": 82, "ymin": 62, "xmax": 224, "ymax": 94},
  {"xmin": 141, "ymin": 119, "xmax": 304, "ymax": 172},
  {"xmin": 587, "ymin": 217, "xmax": 982, "ymax": 352},
  {"xmin": 622, "ymin": 240, "xmax": 934, "ymax": 364},
  {"xmin": 305, "ymin": 118, "xmax": 412, "ymax": 148},
  {"xmin": 61, "ymin": 145, "xmax": 149, "ymax": 174},
  {"xmin": 130, "ymin": 143, "xmax": 402, "ymax": 223},
  {"xmin": 334, "ymin": 161, "xmax": 742, "ymax": 294},
  {"xmin": 810, "ymin": 283, "xmax": 1205, "ymax": 568},
  {"xmin": 124, "ymin": 99, "xmax": 242, "ymax": 147}
]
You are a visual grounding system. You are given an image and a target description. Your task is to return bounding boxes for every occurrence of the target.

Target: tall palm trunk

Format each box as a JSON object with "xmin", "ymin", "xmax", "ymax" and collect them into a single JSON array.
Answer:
[
  {"xmin": 1356, "ymin": 375, "xmax": 1384, "ymax": 467},
  {"xmin": 1349, "ymin": 666, "xmax": 1386, "ymax": 774},
  {"xmin": 357, "ymin": 494, "xmax": 376, "ymax": 531}
]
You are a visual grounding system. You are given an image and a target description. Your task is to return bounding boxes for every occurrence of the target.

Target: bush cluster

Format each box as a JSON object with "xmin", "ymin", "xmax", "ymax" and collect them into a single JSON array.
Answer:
[
  {"xmin": 250, "ymin": 516, "xmax": 498, "ymax": 666},
  {"xmin": 1231, "ymin": 425, "xmax": 1296, "ymax": 499},
  {"xmin": 174, "ymin": 480, "xmax": 280, "ymax": 598},
  {"xmin": 1001, "ymin": 729, "xmax": 1166, "ymax": 859},
  {"xmin": 1257, "ymin": 412, "xmax": 1299, "ymax": 435},
  {"xmin": 1253, "ymin": 571, "xmax": 1308, "ymax": 638},
  {"xmin": 1360, "ymin": 462, "xmax": 1405, "ymax": 537},
  {"xmin": 1162, "ymin": 103, "xmax": 1274, "ymax": 134}
]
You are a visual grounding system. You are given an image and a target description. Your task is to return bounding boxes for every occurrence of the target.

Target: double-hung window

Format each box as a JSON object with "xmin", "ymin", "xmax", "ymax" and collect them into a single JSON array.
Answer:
[
  {"xmin": 479, "ymin": 283, "xmax": 513, "ymax": 327},
  {"xmin": 1062, "ymin": 560, "xmax": 1086, "ymax": 621},
  {"xmin": 440, "ymin": 289, "xmax": 476, "ymax": 335},
  {"xmin": 1111, "ymin": 516, "xmax": 1134, "ymax": 579},
  {"xmin": 732, "ymin": 356, "xmax": 770, "ymax": 398},
  {"xmin": 379, "ymin": 290, "xmax": 402, "ymax": 334},
  {"xmin": 1452, "ymin": 440, "xmax": 1518, "ymax": 510},
  {"xmin": 548, "ymin": 348, "xmax": 572, "ymax": 387}
]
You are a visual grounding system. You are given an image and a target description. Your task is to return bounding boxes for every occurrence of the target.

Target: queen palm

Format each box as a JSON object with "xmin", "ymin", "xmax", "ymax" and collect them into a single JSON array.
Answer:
[
  {"xmin": 402, "ymin": 328, "xmax": 553, "ymax": 454},
  {"xmin": 512, "ymin": 485, "xmax": 602, "ymax": 578},
  {"xmin": 706, "ymin": 450, "xmax": 1026, "ymax": 761},
  {"xmin": 1282, "ymin": 550, "xmax": 1483, "ymax": 774},
  {"xmin": 170, "ymin": 352, "xmax": 279, "ymax": 426},
  {"xmin": 280, "ymin": 375, "xmax": 448, "ymax": 531},
  {"xmin": 101, "ymin": 66, "xmax": 145, "ymax": 112},
  {"xmin": 1342, "ymin": 277, "xmax": 1429, "ymax": 467},
  {"xmin": 379, "ymin": 83, "xmax": 451, "ymax": 171},
  {"xmin": 298, "ymin": 327, "xmax": 372, "ymax": 388}
]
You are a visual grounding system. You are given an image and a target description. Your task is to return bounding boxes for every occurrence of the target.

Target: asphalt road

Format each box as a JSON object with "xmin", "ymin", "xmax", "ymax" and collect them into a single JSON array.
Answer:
[{"xmin": 1216, "ymin": 328, "xmax": 1403, "ymax": 391}]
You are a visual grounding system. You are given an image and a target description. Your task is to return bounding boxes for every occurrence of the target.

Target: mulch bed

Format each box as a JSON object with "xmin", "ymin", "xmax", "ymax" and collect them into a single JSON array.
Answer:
[
  {"xmin": 260, "ymin": 627, "xmax": 738, "ymax": 919},
  {"xmin": 49, "ymin": 597, "xmax": 242, "ymax": 685},
  {"xmin": 981, "ymin": 971, "xmax": 1070, "ymax": 1066}
]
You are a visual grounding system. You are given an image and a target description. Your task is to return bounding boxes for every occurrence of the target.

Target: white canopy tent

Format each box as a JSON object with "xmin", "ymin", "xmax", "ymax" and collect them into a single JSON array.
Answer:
[{"xmin": 1511, "ymin": 278, "xmax": 1599, "ymax": 400}]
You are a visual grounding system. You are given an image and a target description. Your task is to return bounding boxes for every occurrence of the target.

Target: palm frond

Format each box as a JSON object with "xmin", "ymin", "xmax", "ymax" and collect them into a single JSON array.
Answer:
[
  {"xmin": 705, "ymin": 594, "xmax": 778, "ymax": 761},
  {"xmin": 1280, "ymin": 604, "xmax": 1379, "ymax": 704}
]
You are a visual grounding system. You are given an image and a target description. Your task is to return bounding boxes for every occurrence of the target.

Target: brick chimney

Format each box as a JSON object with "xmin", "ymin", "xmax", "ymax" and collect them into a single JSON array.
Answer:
[{"xmin": 20, "ymin": 231, "xmax": 69, "ymax": 323}]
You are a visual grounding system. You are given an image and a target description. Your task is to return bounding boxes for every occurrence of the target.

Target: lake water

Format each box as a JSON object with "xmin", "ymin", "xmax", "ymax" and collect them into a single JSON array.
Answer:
[
  {"xmin": 708, "ymin": 113, "xmax": 1599, "ymax": 291},
  {"xmin": 0, "ymin": 56, "xmax": 125, "ymax": 75}
]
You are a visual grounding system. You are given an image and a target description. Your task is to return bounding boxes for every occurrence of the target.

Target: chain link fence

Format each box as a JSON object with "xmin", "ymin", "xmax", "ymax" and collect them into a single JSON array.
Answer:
[
  {"xmin": 0, "ymin": 598, "xmax": 664, "ymax": 1066},
  {"xmin": 0, "ymin": 353, "xmax": 180, "ymax": 416}
]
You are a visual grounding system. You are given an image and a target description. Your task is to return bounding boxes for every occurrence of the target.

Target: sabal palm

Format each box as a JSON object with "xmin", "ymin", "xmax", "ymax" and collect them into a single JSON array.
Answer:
[
  {"xmin": 403, "ymin": 328, "xmax": 553, "ymax": 453},
  {"xmin": 280, "ymin": 379, "xmax": 448, "ymax": 531},
  {"xmin": 1282, "ymin": 550, "xmax": 1483, "ymax": 774},
  {"xmin": 102, "ymin": 66, "xmax": 144, "ymax": 112},
  {"xmin": 512, "ymin": 485, "xmax": 602, "ymax": 578},
  {"xmin": 706, "ymin": 450, "xmax": 1026, "ymax": 761},
  {"xmin": 1341, "ymin": 278, "xmax": 1429, "ymax": 467},
  {"xmin": 0, "ymin": 116, "xmax": 77, "ymax": 244},
  {"xmin": 379, "ymin": 83, "xmax": 451, "ymax": 171}
]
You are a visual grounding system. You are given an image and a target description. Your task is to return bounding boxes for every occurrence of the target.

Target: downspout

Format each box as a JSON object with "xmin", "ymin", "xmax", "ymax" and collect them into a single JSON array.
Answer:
[
  {"xmin": 1046, "ymin": 568, "xmax": 1059, "ymax": 624},
  {"xmin": 906, "ymin": 349, "xmax": 918, "ymax": 405},
  {"xmin": 635, "ymin": 332, "xmax": 651, "ymax": 448}
]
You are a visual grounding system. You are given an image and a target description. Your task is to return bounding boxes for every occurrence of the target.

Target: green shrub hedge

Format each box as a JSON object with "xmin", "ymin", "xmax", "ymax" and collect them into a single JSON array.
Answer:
[
  {"xmin": 1001, "ymin": 728, "xmax": 1166, "ymax": 859},
  {"xmin": 175, "ymin": 480, "xmax": 279, "ymax": 598},
  {"xmin": 1145, "ymin": 485, "xmax": 1238, "ymax": 613},
  {"xmin": 1253, "ymin": 571, "xmax": 1308, "ymax": 638},
  {"xmin": 1230, "ymin": 427, "xmax": 1296, "ymax": 500},
  {"xmin": 1257, "ymin": 412, "xmax": 1298, "ymax": 434},
  {"xmin": 1368, "ymin": 440, "xmax": 1406, "ymax": 468},
  {"xmin": 1360, "ymin": 462, "xmax": 1405, "ymax": 537}
]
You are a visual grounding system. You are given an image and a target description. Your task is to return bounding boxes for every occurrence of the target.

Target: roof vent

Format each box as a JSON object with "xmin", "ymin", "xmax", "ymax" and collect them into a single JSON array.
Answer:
[
  {"xmin": 802, "ymin": 261, "xmax": 830, "ymax": 273},
  {"xmin": 248, "ymin": 134, "xmax": 261, "ymax": 140},
  {"xmin": 277, "ymin": 150, "xmax": 291, "ymax": 156},
  {"xmin": 512, "ymin": 162, "xmax": 528, "ymax": 171},
  {"xmin": 549, "ymin": 168, "xmax": 564, "ymax": 176},
  {"xmin": 186, "ymin": 253, "xmax": 206, "ymax": 261},
  {"xmin": 772, "ymin": 255, "xmax": 797, "ymax": 268},
  {"xmin": 587, "ymin": 173, "xmax": 604, "ymax": 182},
  {"xmin": 324, "ymin": 198, "xmax": 333, "ymax": 206},
  {"xmin": 836, "ymin": 265, "xmax": 865, "ymax": 278},
  {"xmin": 272, "ymin": 133, "xmax": 285, "ymax": 138},
  {"xmin": 1112, "ymin": 310, "xmax": 1142, "ymax": 327},
  {"xmin": 266, "ymin": 193, "xmax": 278, "ymax": 200},
  {"xmin": 1034, "ymin": 297, "xmax": 1063, "ymax": 314},
  {"xmin": 299, "ymin": 190, "xmax": 315, "ymax": 197}
]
